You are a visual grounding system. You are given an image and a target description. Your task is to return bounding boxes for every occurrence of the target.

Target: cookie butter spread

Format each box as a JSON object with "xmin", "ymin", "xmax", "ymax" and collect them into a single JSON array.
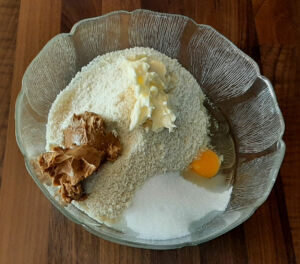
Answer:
[
  {"xmin": 124, "ymin": 55, "xmax": 176, "ymax": 132},
  {"xmin": 64, "ymin": 112, "xmax": 121, "ymax": 161},
  {"xmin": 38, "ymin": 145, "xmax": 103, "ymax": 203},
  {"xmin": 37, "ymin": 112, "xmax": 121, "ymax": 203}
]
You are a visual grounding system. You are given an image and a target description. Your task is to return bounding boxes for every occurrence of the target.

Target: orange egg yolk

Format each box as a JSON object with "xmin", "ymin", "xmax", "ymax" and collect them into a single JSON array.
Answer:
[{"xmin": 190, "ymin": 149, "xmax": 220, "ymax": 178}]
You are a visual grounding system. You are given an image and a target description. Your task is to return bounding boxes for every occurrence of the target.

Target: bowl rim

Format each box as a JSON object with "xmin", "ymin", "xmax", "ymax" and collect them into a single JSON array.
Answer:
[{"xmin": 15, "ymin": 9, "xmax": 286, "ymax": 249}]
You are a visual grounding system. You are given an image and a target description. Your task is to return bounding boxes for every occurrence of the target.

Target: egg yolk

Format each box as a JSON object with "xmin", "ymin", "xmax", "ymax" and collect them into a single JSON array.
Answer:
[{"xmin": 190, "ymin": 149, "xmax": 220, "ymax": 178}]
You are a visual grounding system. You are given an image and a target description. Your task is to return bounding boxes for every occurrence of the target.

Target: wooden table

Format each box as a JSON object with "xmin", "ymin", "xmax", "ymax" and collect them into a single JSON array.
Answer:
[{"xmin": 0, "ymin": 0, "xmax": 299, "ymax": 263}]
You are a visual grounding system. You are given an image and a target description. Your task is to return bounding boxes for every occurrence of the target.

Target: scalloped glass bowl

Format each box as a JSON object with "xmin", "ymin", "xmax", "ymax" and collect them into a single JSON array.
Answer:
[{"xmin": 15, "ymin": 10, "xmax": 285, "ymax": 249}]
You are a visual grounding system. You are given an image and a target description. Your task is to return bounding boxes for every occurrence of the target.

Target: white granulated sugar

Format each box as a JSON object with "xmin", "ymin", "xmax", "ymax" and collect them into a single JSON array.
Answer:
[
  {"xmin": 124, "ymin": 172, "xmax": 232, "ymax": 240},
  {"xmin": 46, "ymin": 47, "xmax": 210, "ymax": 221}
]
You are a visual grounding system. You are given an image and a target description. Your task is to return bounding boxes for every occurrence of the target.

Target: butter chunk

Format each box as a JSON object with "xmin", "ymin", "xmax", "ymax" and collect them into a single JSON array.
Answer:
[{"xmin": 124, "ymin": 56, "xmax": 176, "ymax": 132}]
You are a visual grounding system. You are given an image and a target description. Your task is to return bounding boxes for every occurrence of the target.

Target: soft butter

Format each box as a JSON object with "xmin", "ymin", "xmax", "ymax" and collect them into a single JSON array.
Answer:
[{"xmin": 124, "ymin": 55, "xmax": 176, "ymax": 132}]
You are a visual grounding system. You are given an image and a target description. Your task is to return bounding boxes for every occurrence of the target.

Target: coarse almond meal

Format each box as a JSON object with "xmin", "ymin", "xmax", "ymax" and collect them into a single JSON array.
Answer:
[{"xmin": 46, "ymin": 47, "xmax": 210, "ymax": 222}]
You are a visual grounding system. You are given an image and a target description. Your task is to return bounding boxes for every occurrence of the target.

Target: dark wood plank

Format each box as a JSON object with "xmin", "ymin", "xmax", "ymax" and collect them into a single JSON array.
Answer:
[
  {"xmin": 275, "ymin": 176, "xmax": 297, "ymax": 263},
  {"xmin": 199, "ymin": 226, "xmax": 248, "ymax": 264},
  {"xmin": 253, "ymin": 0, "xmax": 298, "ymax": 45},
  {"xmin": 102, "ymin": 0, "xmax": 141, "ymax": 13},
  {"xmin": 48, "ymin": 209, "xmax": 102, "ymax": 264},
  {"xmin": 61, "ymin": 0, "xmax": 102, "ymax": 33},
  {"xmin": 0, "ymin": 0, "xmax": 61, "ymax": 263},
  {"xmin": 0, "ymin": 0, "xmax": 20, "ymax": 186},
  {"xmin": 243, "ymin": 189, "xmax": 290, "ymax": 263}
]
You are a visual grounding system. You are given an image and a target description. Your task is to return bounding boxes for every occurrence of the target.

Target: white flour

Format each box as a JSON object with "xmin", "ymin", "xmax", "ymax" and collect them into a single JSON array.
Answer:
[{"xmin": 46, "ymin": 47, "xmax": 210, "ymax": 221}]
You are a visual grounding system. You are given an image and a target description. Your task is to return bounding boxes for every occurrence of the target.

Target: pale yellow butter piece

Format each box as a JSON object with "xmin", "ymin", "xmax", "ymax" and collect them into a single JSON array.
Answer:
[{"xmin": 124, "ymin": 55, "xmax": 176, "ymax": 132}]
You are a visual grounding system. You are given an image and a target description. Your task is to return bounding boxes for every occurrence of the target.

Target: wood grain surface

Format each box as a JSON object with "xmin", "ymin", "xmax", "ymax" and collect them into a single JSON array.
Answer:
[
  {"xmin": 0, "ymin": 0, "xmax": 299, "ymax": 263},
  {"xmin": 0, "ymin": 0, "xmax": 20, "ymax": 184}
]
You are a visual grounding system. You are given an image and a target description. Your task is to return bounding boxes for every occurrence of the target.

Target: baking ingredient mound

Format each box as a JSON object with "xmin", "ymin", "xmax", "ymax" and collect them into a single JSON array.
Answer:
[
  {"xmin": 124, "ymin": 171, "xmax": 232, "ymax": 240},
  {"xmin": 46, "ymin": 47, "xmax": 210, "ymax": 221}
]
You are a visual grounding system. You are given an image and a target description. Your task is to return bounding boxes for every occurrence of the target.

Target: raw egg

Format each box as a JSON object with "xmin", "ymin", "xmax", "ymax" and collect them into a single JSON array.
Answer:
[{"xmin": 190, "ymin": 149, "xmax": 220, "ymax": 178}]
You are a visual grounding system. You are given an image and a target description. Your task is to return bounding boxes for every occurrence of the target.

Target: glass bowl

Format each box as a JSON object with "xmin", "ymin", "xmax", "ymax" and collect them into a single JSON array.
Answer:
[{"xmin": 15, "ymin": 9, "xmax": 285, "ymax": 249}]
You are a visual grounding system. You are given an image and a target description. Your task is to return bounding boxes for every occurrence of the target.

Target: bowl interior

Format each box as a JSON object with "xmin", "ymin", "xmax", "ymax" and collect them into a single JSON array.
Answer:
[{"xmin": 16, "ymin": 10, "xmax": 285, "ymax": 249}]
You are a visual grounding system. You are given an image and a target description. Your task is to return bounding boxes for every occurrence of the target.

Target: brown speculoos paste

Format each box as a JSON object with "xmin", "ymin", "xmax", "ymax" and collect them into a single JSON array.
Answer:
[{"xmin": 37, "ymin": 112, "xmax": 122, "ymax": 203}]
